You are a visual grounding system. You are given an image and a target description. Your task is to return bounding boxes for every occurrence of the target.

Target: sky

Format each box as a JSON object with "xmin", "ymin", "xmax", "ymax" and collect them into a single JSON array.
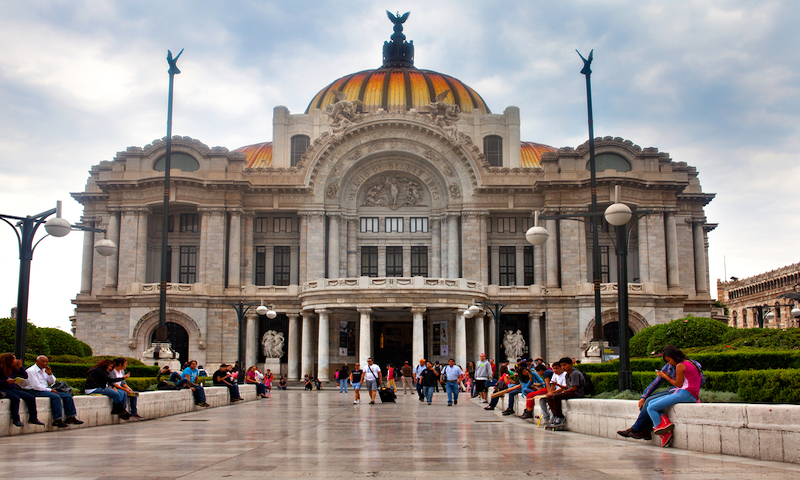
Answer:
[{"xmin": 1, "ymin": 1, "xmax": 799, "ymax": 333}]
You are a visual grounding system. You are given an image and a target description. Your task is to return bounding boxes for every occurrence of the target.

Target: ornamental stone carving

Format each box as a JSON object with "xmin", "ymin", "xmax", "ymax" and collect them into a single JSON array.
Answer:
[
  {"xmin": 326, "ymin": 183, "xmax": 339, "ymax": 199},
  {"xmin": 261, "ymin": 330, "xmax": 285, "ymax": 358},
  {"xmin": 449, "ymin": 184, "xmax": 461, "ymax": 199},
  {"xmin": 324, "ymin": 90, "xmax": 365, "ymax": 139},
  {"xmin": 422, "ymin": 90, "xmax": 462, "ymax": 144},
  {"xmin": 363, "ymin": 174, "xmax": 424, "ymax": 209}
]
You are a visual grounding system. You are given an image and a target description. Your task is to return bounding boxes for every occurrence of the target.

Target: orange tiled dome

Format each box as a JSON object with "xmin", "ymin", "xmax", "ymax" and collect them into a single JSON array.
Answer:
[
  {"xmin": 235, "ymin": 142, "xmax": 272, "ymax": 168},
  {"xmin": 520, "ymin": 141, "xmax": 556, "ymax": 167}
]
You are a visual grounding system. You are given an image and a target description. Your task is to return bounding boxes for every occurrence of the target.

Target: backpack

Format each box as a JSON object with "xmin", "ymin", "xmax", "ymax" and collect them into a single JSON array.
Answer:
[
  {"xmin": 689, "ymin": 359, "xmax": 706, "ymax": 387},
  {"xmin": 576, "ymin": 369, "xmax": 594, "ymax": 396}
]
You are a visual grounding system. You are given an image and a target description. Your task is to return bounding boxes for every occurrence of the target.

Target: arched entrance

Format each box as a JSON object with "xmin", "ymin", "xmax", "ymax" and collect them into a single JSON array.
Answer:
[
  {"xmin": 584, "ymin": 309, "xmax": 649, "ymax": 349},
  {"xmin": 603, "ymin": 322, "xmax": 635, "ymax": 348},
  {"xmin": 150, "ymin": 322, "xmax": 189, "ymax": 364}
]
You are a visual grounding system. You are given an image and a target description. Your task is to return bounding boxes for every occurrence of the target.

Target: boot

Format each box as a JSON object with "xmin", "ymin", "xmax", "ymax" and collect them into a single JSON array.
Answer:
[
  {"xmin": 653, "ymin": 414, "xmax": 674, "ymax": 435},
  {"xmin": 661, "ymin": 431, "xmax": 674, "ymax": 447},
  {"xmin": 617, "ymin": 427, "xmax": 634, "ymax": 438},
  {"xmin": 630, "ymin": 429, "xmax": 653, "ymax": 440},
  {"xmin": 520, "ymin": 410, "xmax": 533, "ymax": 419},
  {"xmin": 501, "ymin": 407, "xmax": 515, "ymax": 416}
]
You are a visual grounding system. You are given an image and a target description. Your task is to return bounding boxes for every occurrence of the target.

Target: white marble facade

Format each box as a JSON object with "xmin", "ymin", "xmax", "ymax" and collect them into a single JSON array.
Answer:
[{"xmin": 71, "ymin": 23, "xmax": 716, "ymax": 379}]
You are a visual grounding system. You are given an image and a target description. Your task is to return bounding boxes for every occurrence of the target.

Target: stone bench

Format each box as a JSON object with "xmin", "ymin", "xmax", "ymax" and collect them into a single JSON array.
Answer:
[{"xmin": 0, "ymin": 384, "xmax": 257, "ymax": 437}]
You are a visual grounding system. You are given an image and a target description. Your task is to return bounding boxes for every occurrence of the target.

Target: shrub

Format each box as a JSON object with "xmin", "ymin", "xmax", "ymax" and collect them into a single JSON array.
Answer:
[
  {"xmin": 699, "ymin": 390, "xmax": 740, "ymax": 403},
  {"xmin": 737, "ymin": 369, "xmax": 800, "ymax": 403},
  {"xmin": 40, "ymin": 327, "xmax": 93, "ymax": 356},
  {"xmin": 0, "ymin": 317, "xmax": 48, "ymax": 356},
  {"xmin": 62, "ymin": 377, "xmax": 160, "ymax": 393},
  {"xmin": 581, "ymin": 352, "xmax": 800, "ymax": 373},
  {"xmin": 629, "ymin": 316, "xmax": 729, "ymax": 356},
  {"xmin": 49, "ymin": 363, "xmax": 159, "ymax": 379}
]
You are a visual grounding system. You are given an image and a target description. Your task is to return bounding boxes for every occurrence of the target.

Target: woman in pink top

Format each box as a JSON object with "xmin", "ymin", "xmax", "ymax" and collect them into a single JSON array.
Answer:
[{"xmin": 646, "ymin": 345, "xmax": 702, "ymax": 448}]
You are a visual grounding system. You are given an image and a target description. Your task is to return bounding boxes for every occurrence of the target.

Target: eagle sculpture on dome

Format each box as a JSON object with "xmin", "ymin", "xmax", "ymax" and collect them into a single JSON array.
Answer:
[{"xmin": 387, "ymin": 11, "xmax": 410, "ymax": 25}]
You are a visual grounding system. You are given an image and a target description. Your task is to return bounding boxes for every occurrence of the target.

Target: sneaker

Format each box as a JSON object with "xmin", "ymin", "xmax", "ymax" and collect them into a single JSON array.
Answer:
[
  {"xmin": 552, "ymin": 416, "xmax": 564, "ymax": 425},
  {"xmin": 447, "ymin": 403, "xmax": 453, "ymax": 406},
  {"xmin": 28, "ymin": 419, "xmax": 45, "ymax": 426},
  {"xmin": 653, "ymin": 414, "xmax": 674, "ymax": 435},
  {"xmin": 520, "ymin": 410, "xmax": 533, "ymax": 419},
  {"xmin": 65, "ymin": 417, "xmax": 84, "ymax": 425},
  {"xmin": 454, "ymin": 400, "xmax": 458, "ymax": 405},
  {"xmin": 12, "ymin": 420, "xmax": 24, "ymax": 427},
  {"xmin": 131, "ymin": 414, "xmax": 143, "ymax": 419},
  {"xmin": 427, "ymin": 402, "xmax": 432, "ymax": 405},
  {"xmin": 53, "ymin": 419, "xmax": 68, "ymax": 428},
  {"xmin": 369, "ymin": 401, "xmax": 375, "ymax": 405},
  {"xmin": 354, "ymin": 400, "xmax": 359, "ymax": 404},
  {"xmin": 661, "ymin": 431, "xmax": 674, "ymax": 448}
]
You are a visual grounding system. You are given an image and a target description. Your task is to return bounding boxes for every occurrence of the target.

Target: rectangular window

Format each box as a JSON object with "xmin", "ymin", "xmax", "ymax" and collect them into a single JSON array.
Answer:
[
  {"xmin": 523, "ymin": 245, "xmax": 534, "ymax": 286},
  {"xmin": 273, "ymin": 246, "xmax": 291, "ymax": 286},
  {"xmin": 385, "ymin": 217, "xmax": 404, "ymax": 233},
  {"xmin": 496, "ymin": 217, "xmax": 516, "ymax": 233},
  {"xmin": 167, "ymin": 215, "xmax": 174, "ymax": 233},
  {"xmin": 521, "ymin": 216, "xmax": 533, "ymax": 232},
  {"xmin": 499, "ymin": 246, "xmax": 516, "ymax": 286},
  {"xmin": 386, "ymin": 246, "xmax": 403, "ymax": 277},
  {"xmin": 361, "ymin": 246, "xmax": 378, "ymax": 277},
  {"xmin": 179, "ymin": 214, "xmax": 199, "ymax": 233},
  {"xmin": 411, "ymin": 246, "xmax": 428, "ymax": 277},
  {"xmin": 255, "ymin": 246, "xmax": 266, "ymax": 286},
  {"xmin": 409, "ymin": 217, "xmax": 428, "ymax": 233},
  {"xmin": 360, "ymin": 217, "xmax": 379, "ymax": 233},
  {"xmin": 254, "ymin": 218, "xmax": 269, "ymax": 233},
  {"xmin": 273, "ymin": 217, "xmax": 294, "ymax": 233},
  {"xmin": 600, "ymin": 246, "xmax": 610, "ymax": 283},
  {"xmin": 179, "ymin": 246, "xmax": 197, "ymax": 283}
]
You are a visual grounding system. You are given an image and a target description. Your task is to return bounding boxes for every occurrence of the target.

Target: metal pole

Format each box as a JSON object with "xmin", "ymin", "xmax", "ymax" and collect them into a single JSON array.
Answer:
[
  {"xmin": 494, "ymin": 303, "xmax": 501, "ymax": 363},
  {"xmin": 616, "ymin": 225, "xmax": 631, "ymax": 391},
  {"xmin": 13, "ymin": 218, "xmax": 34, "ymax": 360},
  {"xmin": 157, "ymin": 49, "xmax": 183, "ymax": 344},
  {"xmin": 236, "ymin": 302, "xmax": 246, "ymax": 385},
  {"xmin": 578, "ymin": 50, "xmax": 605, "ymax": 347}
]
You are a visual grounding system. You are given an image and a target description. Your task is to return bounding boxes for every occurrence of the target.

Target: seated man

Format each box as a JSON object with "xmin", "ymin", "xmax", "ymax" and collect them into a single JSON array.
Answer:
[
  {"xmin": 519, "ymin": 364, "xmax": 550, "ymax": 419},
  {"xmin": 484, "ymin": 373, "xmax": 509, "ymax": 411},
  {"xmin": 545, "ymin": 358, "xmax": 586, "ymax": 426},
  {"xmin": 179, "ymin": 360, "xmax": 209, "ymax": 407},
  {"xmin": 538, "ymin": 362, "xmax": 567, "ymax": 424},
  {"xmin": 304, "ymin": 375, "xmax": 313, "ymax": 390},
  {"xmin": 212, "ymin": 364, "xmax": 242, "ymax": 402},
  {"xmin": 25, "ymin": 355, "xmax": 84, "ymax": 428},
  {"xmin": 277, "ymin": 377, "xmax": 288, "ymax": 390}
]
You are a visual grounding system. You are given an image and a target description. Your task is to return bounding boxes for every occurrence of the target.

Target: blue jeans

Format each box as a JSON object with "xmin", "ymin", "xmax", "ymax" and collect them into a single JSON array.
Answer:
[
  {"xmin": 445, "ymin": 380, "xmax": 459, "ymax": 404},
  {"xmin": 88, "ymin": 387, "xmax": 127, "ymax": 407},
  {"xmin": 339, "ymin": 379, "xmax": 348, "ymax": 393},
  {"xmin": 631, "ymin": 390, "xmax": 672, "ymax": 432},
  {"xmin": 647, "ymin": 389, "xmax": 696, "ymax": 426},
  {"xmin": 423, "ymin": 386, "xmax": 435, "ymax": 403},
  {"xmin": 250, "ymin": 383, "xmax": 267, "ymax": 396},
  {"xmin": 416, "ymin": 380, "xmax": 424, "ymax": 399},
  {"xmin": 216, "ymin": 383, "xmax": 240, "ymax": 400},
  {"xmin": 31, "ymin": 390, "xmax": 77, "ymax": 419},
  {"xmin": 507, "ymin": 389, "xmax": 521, "ymax": 411},
  {"xmin": 4, "ymin": 389, "xmax": 38, "ymax": 422}
]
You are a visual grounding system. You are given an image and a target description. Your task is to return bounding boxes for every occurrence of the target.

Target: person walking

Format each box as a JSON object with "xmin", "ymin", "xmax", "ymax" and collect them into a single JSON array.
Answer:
[
  {"xmin": 433, "ymin": 361, "xmax": 442, "ymax": 393},
  {"xmin": 474, "ymin": 353, "xmax": 492, "ymax": 403},
  {"xmin": 338, "ymin": 363, "xmax": 349, "ymax": 393},
  {"xmin": 413, "ymin": 359, "xmax": 426, "ymax": 402},
  {"xmin": 441, "ymin": 358, "xmax": 463, "ymax": 406},
  {"xmin": 362, "ymin": 358, "xmax": 382, "ymax": 405},
  {"xmin": 401, "ymin": 361, "xmax": 414, "ymax": 395},
  {"xmin": 349, "ymin": 363, "xmax": 363, "ymax": 404},
  {"xmin": 419, "ymin": 361, "xmax": 440, "ymax": 405},
  {"xmin": 386, "ymin": 364, "xmax": 397, "ymax": 391}
]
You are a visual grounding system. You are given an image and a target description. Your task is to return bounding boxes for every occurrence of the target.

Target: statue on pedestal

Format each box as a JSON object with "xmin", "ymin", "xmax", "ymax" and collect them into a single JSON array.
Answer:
[{"xmin": 261, "ymin": 330, "xmax": 285, "ymax": 358}]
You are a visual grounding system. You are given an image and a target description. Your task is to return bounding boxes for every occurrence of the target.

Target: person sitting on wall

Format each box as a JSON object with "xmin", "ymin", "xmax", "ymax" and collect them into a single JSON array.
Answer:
[
  {"xmin": 85, "ymin": 359, "xmax": 131, "ymax": 420},
  {"xmin": 277, "ymin": 377, "xmax": 287, "ymax": 390},
  {"xmin": 179, "ymin": 360, "xmax": 209, "ymax": 407},
  {"xmin": 25, "ymin": 355, "xmax": 83, "ymax": 428},
  {"xmin": 213, "ymin": 364, "xmax": 242, "ymax": 402},
  {"xmin": 245, "ymin": 365, "xmax": 267, "ymax": 398},
  {"xmin": 617, "ymin": 357, "xmax": 677, "ymax": 441},
  {"xmin": 0, "ymin": 352, "xmax": 45, "ymax": 428},
  {"xmin": 111, "ymin": 358, "xmax": 141, "ymax": 418},
  {"xmin": 545, "ymin": 358, "xmax": 586, "ymax": 426},
  {"xmin": 518, "ymin": 364, "xmax": 550, "ymax": 419}
]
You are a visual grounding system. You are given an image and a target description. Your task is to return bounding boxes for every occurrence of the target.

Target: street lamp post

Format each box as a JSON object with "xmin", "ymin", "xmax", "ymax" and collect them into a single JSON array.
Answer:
[
  {"xmin": 229, "ymin": 301, "xmax": 275, "ymax": 384},
  {"xmin": 1, "ymin": 201, "xmax": 117, "ymax": 359},
  {"xmin": 465, "ymin": 301, "xmax": 508, "ymax": 364}
]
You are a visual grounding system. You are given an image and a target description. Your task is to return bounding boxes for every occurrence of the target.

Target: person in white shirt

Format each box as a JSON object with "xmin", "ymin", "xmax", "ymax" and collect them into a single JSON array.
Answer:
[
  {"xmin": 539, "ymin": 362, "xmax": 567, "ymax": 424},
  {"xmin": 360, "ymin": 358, "xmax": 382, "ymax": 405},
  {"xmin": 26, "ymin": 355, "xmax": 83, "ymax": 428},
  {"xmin": 413, "ymin": 359, "xmax": 426, "ymax": 402},
  {"xmin": 473, "ymin": 353, "xmax": 493, "ymax": 403},
  {"xmin": 441, "ymin": 358, "xmax": 464, "ymax": 406},
  {"xmin": 111, "ymin": 357, "xmax": 141, "ymax": 418}
]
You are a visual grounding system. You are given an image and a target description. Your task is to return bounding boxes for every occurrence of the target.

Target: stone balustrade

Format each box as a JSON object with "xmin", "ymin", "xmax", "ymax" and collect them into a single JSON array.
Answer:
[{"xmin": 1, "ymin": 384, "xmax": 257, "ymax": 437}]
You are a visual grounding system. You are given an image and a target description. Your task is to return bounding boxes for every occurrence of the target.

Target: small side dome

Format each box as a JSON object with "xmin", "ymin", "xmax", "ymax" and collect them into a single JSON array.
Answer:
[
  {"xmin": 521, "ymin": 141, "xmax": 556, "ymax": 167},
  {"xmin": 236, "ymin": 142, "xmax": 272, "ymax": 168}
]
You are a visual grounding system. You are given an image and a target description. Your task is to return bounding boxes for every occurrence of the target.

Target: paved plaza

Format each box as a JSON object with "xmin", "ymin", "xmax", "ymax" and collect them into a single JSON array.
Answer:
[{"xmin": 2, "ymin": 390, "xmax": 798, "ymax": 479}]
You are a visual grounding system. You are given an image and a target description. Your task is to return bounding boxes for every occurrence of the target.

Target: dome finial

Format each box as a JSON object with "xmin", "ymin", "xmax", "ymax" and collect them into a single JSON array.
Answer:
[{"xmin": 383, "ymin": 11, "xmax": 414, "ymax": 68}]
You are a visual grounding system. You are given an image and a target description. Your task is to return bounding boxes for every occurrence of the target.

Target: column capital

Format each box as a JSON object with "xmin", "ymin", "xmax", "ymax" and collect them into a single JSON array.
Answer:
[
  {"xmin": 120, "ymin": 206, "xmax": 151, "ymax": 214},
  {"xmin": 298, "ymin": 210, "xmax": 325, "ymax": 219},
  {"xmin": 227, "ymin": 207, "xmax": 245, "ymax": 216},
  {"xmin": 315, "ymin": 308, "xmax": 331, "ymax": 316},
  {"xmin": 528, "ymin": 312, "xmax": 539, "ymax": 320},
  {"xmin": 474, "ymin": 311, "xmax": 486, "ymax": 319},
  {"xmin": 410, "ymin": 306, "xmax": 426, "ymax": 315},
  {"xmin": 357, "ymin": 307, "xmax": 373, "ymax": 315},
  {"xmin": 286, "ymin": 311, "xmax": 301, "ymax": 319},
  {"xmin": 197, "ymin": 206, "xmax": 226, "ymax": 214},
  {"xmin": 325, "ymin": 211, "xmax": 342, "ymax": 219},
  {"xmin": 462, "ymin": 210, "xmax": 489, "ymax": 219}
]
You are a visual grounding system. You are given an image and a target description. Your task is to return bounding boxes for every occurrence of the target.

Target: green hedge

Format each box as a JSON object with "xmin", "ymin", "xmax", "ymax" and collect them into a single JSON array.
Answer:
[
  {"xmin": 579, "ymin": 351, "xmax": 800, "ymax": 373},
  {"xmin": 0, "ymin": 318, "xmax": 92, "ymax": 357},
  {"xmin": 629, "ymin": 316, "xmax": 730, "ymax": 357},
  {"xmin": 586, "ymin": 369, "xmax": 800, "ymax": 403},
  {"xmin": 49, "ymin": 363, "xmax": 159, "ymax": 379},
  {"xmin": 61, "ymin": 377, "xmax": 160, "ymax": 393}
]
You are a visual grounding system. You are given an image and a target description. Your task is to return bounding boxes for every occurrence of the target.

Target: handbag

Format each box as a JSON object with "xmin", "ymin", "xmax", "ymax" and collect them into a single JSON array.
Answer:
[{"xmin": 52, "ymin": 381, "xmax": 74, "ymax": 394}]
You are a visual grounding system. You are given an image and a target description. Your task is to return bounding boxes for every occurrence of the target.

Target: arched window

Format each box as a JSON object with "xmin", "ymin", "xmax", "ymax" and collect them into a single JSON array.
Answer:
[
  {"xmin": 290, "ymin": 135, "xmax": 310, "ymax": 167},
  {"xmin": 484, "ymin": 135, "xmax": 503, "ymax": 166},
  {"xmin": 153, "ymin": 153, "xmax": 199, "ymax": 172},
  {"xmin": 587, "ymin": 153, "xmax": 632, "ymax": 172}
]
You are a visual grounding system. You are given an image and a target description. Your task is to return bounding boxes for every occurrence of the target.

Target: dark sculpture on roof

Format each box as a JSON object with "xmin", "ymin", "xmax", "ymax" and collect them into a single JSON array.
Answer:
[{"xmin": 383, "ymin": 11, "xmax": 414, "ymax": 68}]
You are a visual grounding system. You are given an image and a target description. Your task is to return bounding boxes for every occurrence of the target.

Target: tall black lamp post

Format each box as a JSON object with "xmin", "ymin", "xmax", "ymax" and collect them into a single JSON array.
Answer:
[
  {"xmin": 465, "ymin": 301, "xmax": 508, "ymax": 363},
  {"xmin": 1, "ymin": 201, "xmax": 117, "ymax": 359},
  {"xmin": 155, "ymin": 48, "xmax": 183, "ymax": 348},
  {"xmin": 229, "ymin": 301, "xmax": 275, "ymax": 384}
]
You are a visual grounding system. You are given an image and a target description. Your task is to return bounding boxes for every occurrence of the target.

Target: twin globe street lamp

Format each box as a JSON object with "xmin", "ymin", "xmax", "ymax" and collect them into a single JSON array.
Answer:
[
  {"xmin": 230, "ymin": 300, "xmax": 276, "ymax": 384},
  {"xmin": 1, "ymin": 201, "xmax": 117, "ymax": 359}
]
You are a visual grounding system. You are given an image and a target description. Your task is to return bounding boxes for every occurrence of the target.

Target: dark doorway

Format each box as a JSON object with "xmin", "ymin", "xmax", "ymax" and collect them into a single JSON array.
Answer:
[
  {"xmin": 372, "ymin": 321, "xmax": 412, "ymax": 371},
  {"xmin": 150, "ymin": 322, "xmax": 189, "ymax": 365},
  {"xmin": 603, "ymin": 321, "xmax": 635, "ymax": 348}
]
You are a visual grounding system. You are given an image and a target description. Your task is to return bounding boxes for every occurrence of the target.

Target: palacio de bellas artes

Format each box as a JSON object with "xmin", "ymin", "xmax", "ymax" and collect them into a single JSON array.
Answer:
[{"xmin": 71, "ymin": 13, "xmax": 715, "ymax": 382}]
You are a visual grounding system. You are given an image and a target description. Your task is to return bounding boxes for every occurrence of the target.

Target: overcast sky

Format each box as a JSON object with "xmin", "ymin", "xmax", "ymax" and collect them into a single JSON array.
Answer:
[{"xmin": 1, "ymin": 1, "xmax": 798, "ymax": 333}]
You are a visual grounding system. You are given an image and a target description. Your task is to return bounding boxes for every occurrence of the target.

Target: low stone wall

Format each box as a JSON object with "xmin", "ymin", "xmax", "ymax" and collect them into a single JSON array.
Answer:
[{"xmin": 1, "ymin": 384, "xmax": 257, "ymax": 437}]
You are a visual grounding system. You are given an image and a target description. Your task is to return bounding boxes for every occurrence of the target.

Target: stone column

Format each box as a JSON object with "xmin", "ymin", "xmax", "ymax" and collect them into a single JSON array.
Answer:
[
  {"xmin": 298, "ymin": 213, "xmax": 308, "ymax": 284},
  {"xmin": 358, "ymin": 307, "xmax": 372, "ymax": 366},
  {"xmin": 440, "ymin": 217, "xmax": 448, "ymax": 277},
  {"xmin": 116, "ymin": 208, "xmax": 140, "ymax": 290},
  {"xmin": 346, "ymin": 218, "xmax": 358, "ymax": 277},
  {"xmin": 301, "ymin": 310, "xmax": 314, "ymax": 377},
  {"xmin": 479, "ymin": 213, "xmax": 489, "ymax": 285},
  {"xmin": 200, "ymin": 208, "xmax": 226, "ymax": 289},
  {"xmin": 80, "ymin": 218, "xmax": 95, "ymax": 294},
  {"xmin": 637, "ymin": 215, "xmax": 650, "ymax": 283},
  {"xmin": 198, "ymin": 209, "xmax": 209, "ymax": 284},
  {"xmin": 474, "ymin": 312, "xmax": 486, "ymax": 356},
  {"xmin": 461, "ymin": 213, "xmax": 481, "ymax": 281},
  {"xmin": 135, "ymin": 209, "xmax": 149, "ymax": 283},
  {"xmin": 666, "ymin": 213, "xmax": 680, "ymax": 290},
  {"xmin": 287, "ymin": 313, "xmax": 300, "ymax": 380},
  {"xmin": 490, "ymin": 246, "xmax": 500, "ymax": 285},
  {"xmin": 431, "ymin": 217, "xmax": 441, "ymax": 277},
  {"xmin": 693, "ymin": 220, "xmax": 708, "ymax": 294},
  {"xmin": 316, "ymin": 309, "xmax": 330, "ymax": 381},
  {"xmin": 245, "ymin": 313, "xmax": 257, "ymax": 368},
  {"xmin": 448, "ymin": 214, "xmax": 460, "ymax": 278},
  {"xmin": 515, "ymin": 245, "xmax": 525, "ymax": 286},
  {"xmin": 534, "ymin": 243, "xmax": 545, "ymax": 286},
  {"xmin": 105, "ymin": 210, "xmax": 120, "ymax": 289},
  {"xmin": 228, "ymin": 209, "xmax": 242, "ymax": 288},
  {"xmin": 304, "ymin": 212, "xmax": 326, "ymax": 281},
  {"xmin": 411, "ymin": 307, "xmax": 425, "ymax": 364},
  {"xmin": 545, "ymin": 218, "xmax": 559, "ymax": 288},
  {"xmin": 529, "ymin": 313, "xmax": 541, "ymax": 360},
  {"xmin": 455, "ymin": 309, "xmax": 467, "ymax": 367},
  {"xmin": 327, "ymin": 214, "xmax": 339, "ymax": 279},
  {"xmin": 242, "ymin": 213, "xmax": 254, "ymax": 285}
]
